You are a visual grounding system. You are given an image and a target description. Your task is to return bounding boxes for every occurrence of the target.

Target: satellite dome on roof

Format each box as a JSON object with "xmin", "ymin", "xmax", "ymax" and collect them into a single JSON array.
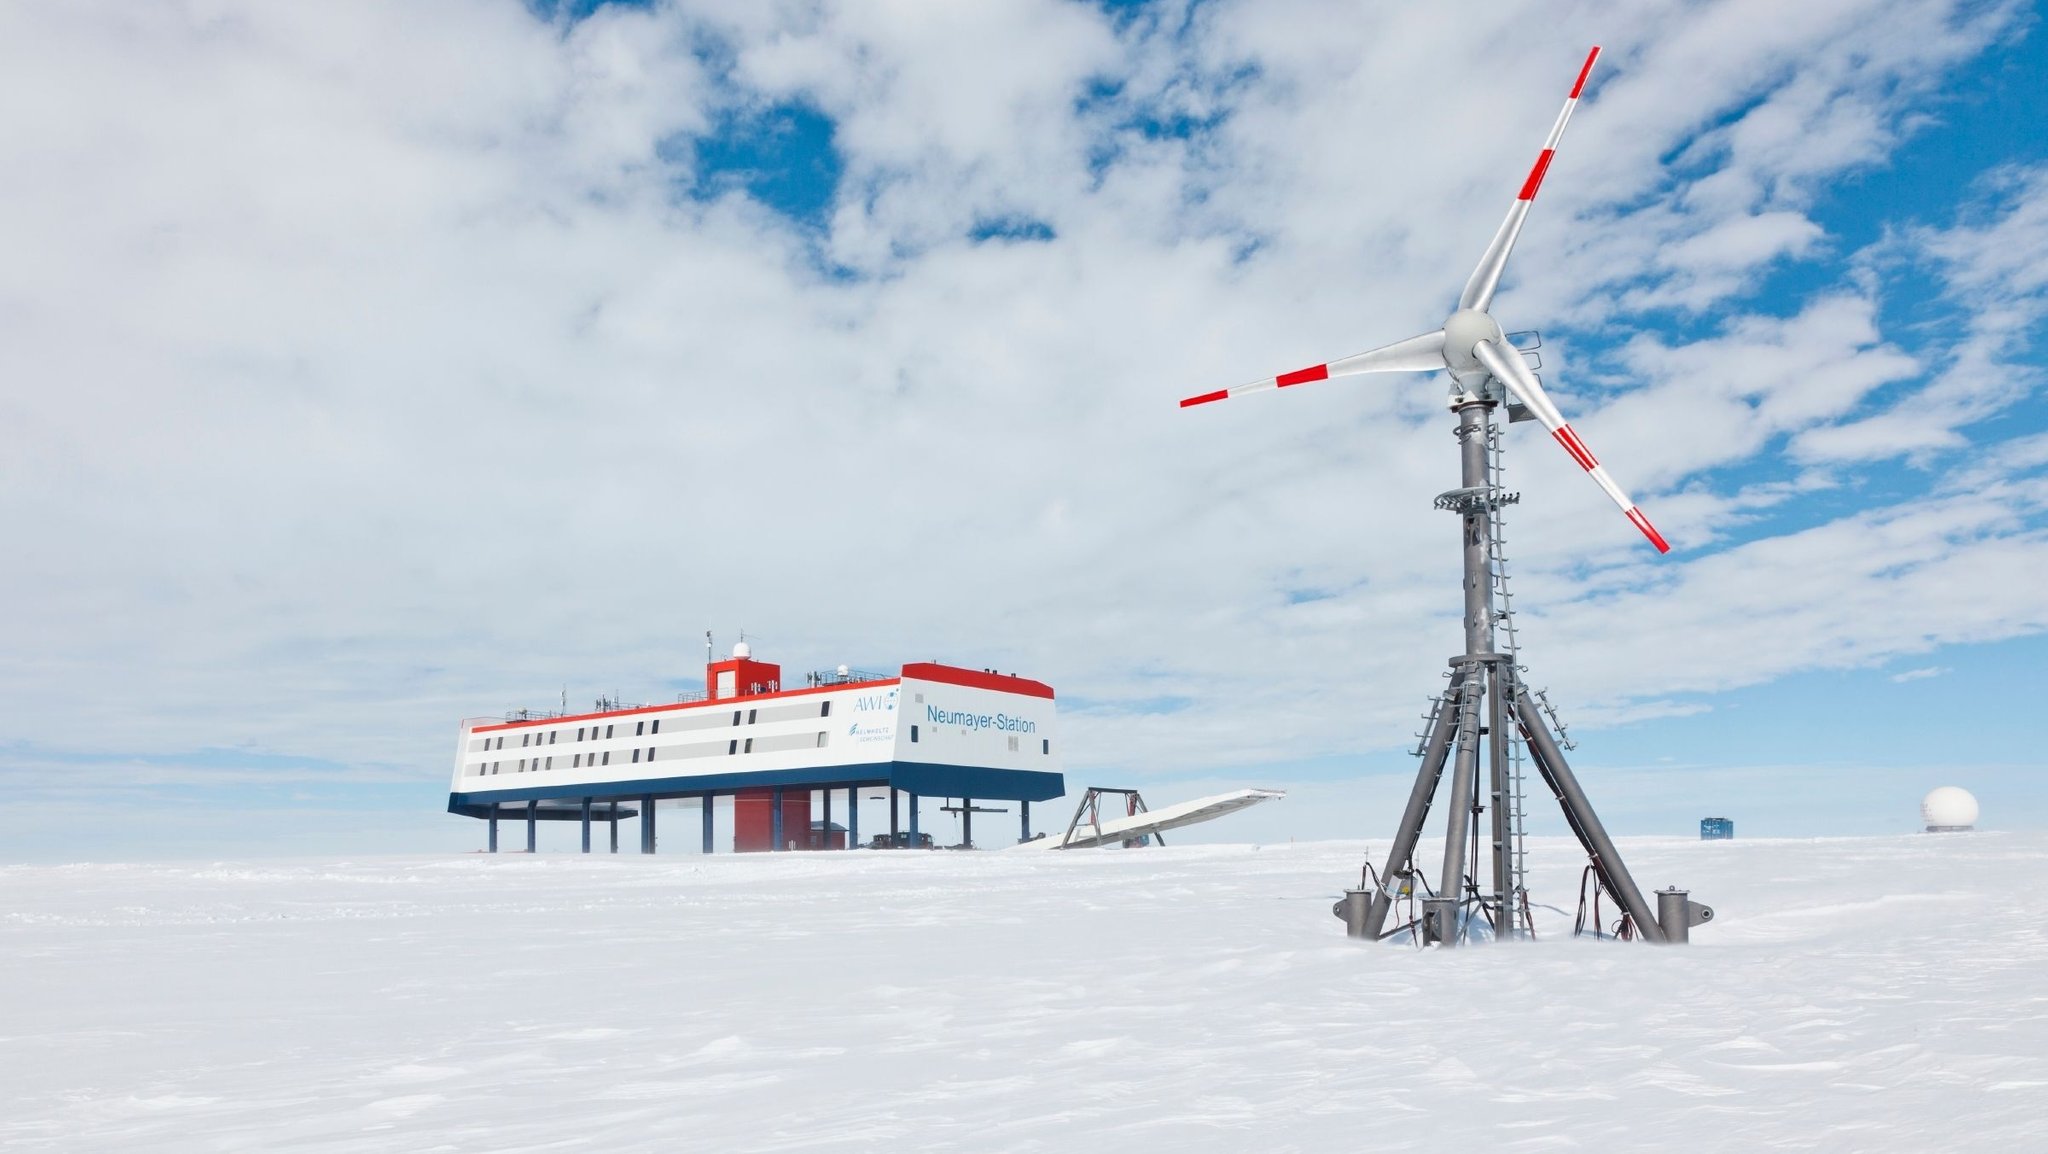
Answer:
[
  {"xmin": 732, "ymin": 640, "xmax": 751, "ymax": 659},
  {"xmin": 1921, "ymin": 786, "xmax": 1979, "ymax": 832}
]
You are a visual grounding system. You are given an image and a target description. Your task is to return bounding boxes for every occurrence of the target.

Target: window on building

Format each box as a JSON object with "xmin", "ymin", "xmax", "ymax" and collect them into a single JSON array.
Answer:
[
  {"xmin": 521, "ymin": 733, "xmax": 529, "ymax": 747},
  {"xmin": 728, "ymin": 739, "xmax": 738, "ymax": 755},
  {"xmin": 635, "ymin": 721, "xmax": 644, "ymax": 737},
  {"xmin": 605, "ymin": 724, "xmax": 614, "ymax": 739},
  {"xmin": 601, "ymin": 752, "xmax": 609, "ymax": 766},
  {"xmin": 910, "ymin": 725, "xmax": 919, "ymax": 743},
  {"xmin": 1007, "ymin": 736, "xmax": 1019, "ymax": 752},
  {"xmin": 732, "ymin": 711, "xmax": 742, "ymax": 726},
  {"xmin": 573, "ymin": 754, "xmax": 581, "ymax": 768},
  {"xmin": 632, "ymin": 748, "xmax": 640, "ymax": 763},
  {"xmin": 820, "ymin": 701, "xmax": 831, "ymax": 717},
  {"xmin": 743, "ymin": 738, "xmax": 753, "ymax": 754},
  {"xmin": 577, "ymin": 727, "xmax": 585, "ymax": 741},
  {"xmin": 747, "ymin": 709, "xmax": 757, "ymax": 724},
  {"xmin": 1042, "ymin": 739, "xmax": 1050, "ymax": 755},
  {"xmin": 549, "ymin": 731, "xmax": 557, "ymax": 745},
  {"xmin": 645, "ymin": 746, "xmax": 655, "ymax": 761},
  {"xmin": 815, "ymin": 732, "xmax": 828, "ymax": 748},
  {"xmin": 545, "ymin": 756, "xmax": 553, "ymax": 770},
  {"xmin": 650, "ymin": 719, "xmax": 660, "ymax": 734}
]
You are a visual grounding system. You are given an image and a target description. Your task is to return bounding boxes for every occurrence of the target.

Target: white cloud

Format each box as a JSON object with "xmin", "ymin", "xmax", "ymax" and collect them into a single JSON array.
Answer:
[
  {"xmin": 1796, "ymin": 165, "xmax": 2048, "ymax": 463},
  {"xmin": 0, "ymin": 0, "xmax": 2041, "ymax": 818}
]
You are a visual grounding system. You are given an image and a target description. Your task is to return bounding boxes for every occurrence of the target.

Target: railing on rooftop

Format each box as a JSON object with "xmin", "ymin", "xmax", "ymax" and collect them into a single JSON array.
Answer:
[
  {"xmin": 804, "ymin": 668, "xmax": 893, "ymax": 688},
  {"xmin": 500, "ymin": 697, "xmax": 645, "ymax": 723},
  {"xmin": 500, "ymin": 672, "xmax": 894, "ymax": 723}
]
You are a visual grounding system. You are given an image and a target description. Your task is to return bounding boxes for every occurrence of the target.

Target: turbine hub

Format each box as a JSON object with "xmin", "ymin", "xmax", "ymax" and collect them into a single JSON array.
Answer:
[{"xmin": 1441, "ymin": 309, "xmax": 1505, "ymax": 375}]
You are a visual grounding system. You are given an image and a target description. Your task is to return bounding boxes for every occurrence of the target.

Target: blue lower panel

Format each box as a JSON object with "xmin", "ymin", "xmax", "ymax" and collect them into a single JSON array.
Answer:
[{"xmin": 448, "ymin": 761, "xmax": 1064, "ymax": 817}]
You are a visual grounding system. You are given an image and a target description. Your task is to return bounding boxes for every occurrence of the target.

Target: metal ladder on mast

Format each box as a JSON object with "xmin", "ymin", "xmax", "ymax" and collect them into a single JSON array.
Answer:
[{"xmin": 1484, "ymin": 417, "xmax": 1531, "ymax": 936}]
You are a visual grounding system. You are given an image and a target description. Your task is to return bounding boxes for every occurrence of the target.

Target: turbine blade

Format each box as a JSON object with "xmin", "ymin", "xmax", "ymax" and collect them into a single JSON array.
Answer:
[
  {"xmin": 1471, "ymin": 338, "xmax": 1669, "ymax": 553},
  {"xmin": 1180, "ymin": 329, "xmax": 1447, "ymax": 407},
  {"xmin": 1457, "ymin": 46, "xmax": 1600, "ymax": 314}
]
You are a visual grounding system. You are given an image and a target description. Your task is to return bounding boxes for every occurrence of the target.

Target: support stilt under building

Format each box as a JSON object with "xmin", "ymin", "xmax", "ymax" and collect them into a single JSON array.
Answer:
[
  {"xmin": 525, "ymin": 800, "xmax": 537, "ymax": 853},
  {"xmin": 580, "ymin": 797, "xmax": 592, "ymax": 853},
  {"xmin": 772, "ymin": 786, "xmax": 785, "ymax": 851},
  {"xmin": 847, "ymin": 786, "xmax": 858, "ymax": 848},
  {"xmin": 488, "ymin": 811, "xmax": 498, "ymax": 853},
  {"xmin": 1020, "ymin": 800, "xmax": 1031, "ymax": 843},
  {"xmin": 908, "ymin": 793, "xmax": 920, "ymax": 846},
  {"xmin": 702, "ymin": 793, "xmax": 714, "ymax": 854},
  {"xmin": 641, "ymin": 794, "xmax": 655, "ymax": 854},
  {"xmin": 609, "ymin": 800, "xmax": 619, "ymax": 853}
]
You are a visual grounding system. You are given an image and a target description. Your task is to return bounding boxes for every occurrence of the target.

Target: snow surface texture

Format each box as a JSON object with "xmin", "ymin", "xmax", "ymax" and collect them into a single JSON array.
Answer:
[{"xmin": 4, "ymin": 833, "xmax": 2045, "ymax": 1150}]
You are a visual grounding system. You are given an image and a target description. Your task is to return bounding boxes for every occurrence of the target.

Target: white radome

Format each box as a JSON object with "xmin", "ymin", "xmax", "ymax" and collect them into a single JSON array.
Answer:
[
  {"xmin": 1921, "ymin": 786, "xmax": 1979, "ymax": 832},
  {"xmin": 732, "ymin": 640, "xmax": 751, "ymax": 660}
]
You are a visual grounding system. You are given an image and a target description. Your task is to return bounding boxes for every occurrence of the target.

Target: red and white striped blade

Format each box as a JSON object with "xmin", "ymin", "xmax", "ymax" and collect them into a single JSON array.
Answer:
[
  {"xmin": 1458, "ymin": 46, "xmax": 1600, "ymax": 314},
  {"xmin": 1471, "ymin": 338, "xmax": 1670, "ymax": 553},
  {"xmin": 1180, "ymin": 329, "xmax": 1447, "ymax": 408}
]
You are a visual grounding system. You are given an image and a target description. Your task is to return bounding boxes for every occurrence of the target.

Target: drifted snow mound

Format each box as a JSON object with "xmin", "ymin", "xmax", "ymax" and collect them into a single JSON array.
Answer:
[{"xmin": 1921, "ymin": 785, "xmax": 1980, "ymax": 831}]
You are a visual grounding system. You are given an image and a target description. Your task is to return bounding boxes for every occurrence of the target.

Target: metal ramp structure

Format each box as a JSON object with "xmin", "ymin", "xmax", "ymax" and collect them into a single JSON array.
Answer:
[{"xmin": 1013, "ymin": 787, "xmax": 1285, "ymax": 850}]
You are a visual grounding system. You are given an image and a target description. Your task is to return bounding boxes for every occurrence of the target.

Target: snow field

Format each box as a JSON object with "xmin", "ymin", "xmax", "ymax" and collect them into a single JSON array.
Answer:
[{"xmin": 3, "ymin": 831, "xmax": 2045, "ymax": 1150}]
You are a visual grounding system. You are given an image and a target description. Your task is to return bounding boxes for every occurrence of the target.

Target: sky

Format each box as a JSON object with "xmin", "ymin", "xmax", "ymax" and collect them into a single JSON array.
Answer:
[{"xmin": 1, "ymin": 0, "xmax": 2044, "ymax": 859}]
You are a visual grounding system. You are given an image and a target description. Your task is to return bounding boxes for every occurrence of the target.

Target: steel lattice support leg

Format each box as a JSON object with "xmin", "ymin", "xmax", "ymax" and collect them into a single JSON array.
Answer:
[
  {"xmin": 1507, "ymin": 678, "xmax": 1665, "ymax": 942},
  {"xmin": 1363, "ymin": 670, "xmax": 1468, "ymax": 938},
  {"xmin": 1437, "ymin": 667, "xmax": 1486, "ymax": 920}
]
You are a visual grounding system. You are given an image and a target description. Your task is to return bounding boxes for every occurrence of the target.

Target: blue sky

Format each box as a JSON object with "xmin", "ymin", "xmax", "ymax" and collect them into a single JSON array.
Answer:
[{"xmin": 1, "ymin": 0, "xmax": 2044, "ymax": 858}]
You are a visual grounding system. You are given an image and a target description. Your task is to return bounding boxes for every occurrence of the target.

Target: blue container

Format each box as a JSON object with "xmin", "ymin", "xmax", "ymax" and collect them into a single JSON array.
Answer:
[{"xmin": 1700, "ymin": 817, "xmax": 1734, "ymax": 841}]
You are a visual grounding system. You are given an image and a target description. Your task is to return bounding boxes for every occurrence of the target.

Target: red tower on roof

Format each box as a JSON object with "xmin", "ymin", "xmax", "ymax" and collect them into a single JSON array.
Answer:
[{"xmin": 707, "ymin": 640, "xmax": 782, "ymax": 700}]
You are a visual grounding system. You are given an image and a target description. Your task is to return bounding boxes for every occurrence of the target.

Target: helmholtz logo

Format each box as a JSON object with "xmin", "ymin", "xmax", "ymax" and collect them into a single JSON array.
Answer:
[
  {"xmin": 846, "ymin": 720, "xmax": 893, "ymax": 744},
  {"xmin": 927, "ymin": 704, "xmax": 1037, "ymax": 734}
]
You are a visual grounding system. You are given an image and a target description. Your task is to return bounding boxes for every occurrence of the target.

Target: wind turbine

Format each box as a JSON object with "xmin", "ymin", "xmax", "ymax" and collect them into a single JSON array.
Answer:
[{"xmin": 1181, "ymin": 47, "xmax": 1708, "ymax": 946}]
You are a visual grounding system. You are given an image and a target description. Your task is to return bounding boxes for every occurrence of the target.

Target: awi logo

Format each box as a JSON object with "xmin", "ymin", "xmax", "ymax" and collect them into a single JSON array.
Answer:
[{"xmin": 854, "ymin": 689, "xmax": 899, "ymax": 713}]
